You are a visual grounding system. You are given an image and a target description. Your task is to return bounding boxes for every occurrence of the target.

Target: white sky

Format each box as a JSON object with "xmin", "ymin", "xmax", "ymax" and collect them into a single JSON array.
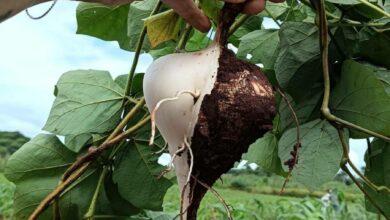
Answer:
[{"xmin": 0, "ymin": 1, "xmax": 367, "ymax": 168}]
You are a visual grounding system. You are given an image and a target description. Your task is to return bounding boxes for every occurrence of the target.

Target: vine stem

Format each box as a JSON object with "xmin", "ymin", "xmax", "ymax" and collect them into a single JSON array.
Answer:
[
  {"xmin": 347, "ymin": 157, "xmax": 390, "ymax": 194},
  {"xmin": 341, "ymin": 165, "xmax": 388, "ymax": 219},
  {"xmin": 29, "ymin": 163, "xmax": 90, "ymax": 220},
  {"xmin": 109, "ymin": 97, "xmax": 145, "ymax": 140},
  {"xmin": 50, "ymin": 97, "xmax": 144, "ymax": 219},
  {"xmin": 358, "ymin": 0, "xmax": 390, "ymax": 18},
  {"xmin": 228, "ymin": 14, "xmax": 250, "ymax": 36},
  {"xmin": 176, "ymin": 24, "xmax": 193, "ymax": 51},
  {"xmin": 315, "ymin": 0, "xmax": 390, "ymax": 142},
  {"xmin": 84, "ymin": 167, "xmax": 109, "ymax": 219},
  {"xmin": 124, "ymin": 1, "xmax": 163, "ymax": 97},
  {"xmin": 28, "ymin": 114, "xmax": 150, "ymax": 220},
  {"xmin": 336, "ymin": 129, "xmax": 390, "ymax": 194},
  {"xmin": 337, "ymin": 129, "xmax": 388, "ymax": 219}
]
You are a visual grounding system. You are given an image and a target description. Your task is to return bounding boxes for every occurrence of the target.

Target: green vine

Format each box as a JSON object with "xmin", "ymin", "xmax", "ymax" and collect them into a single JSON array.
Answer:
[
  {"xmin": 315, "ymin": 0, "xmax": 389, "ymax": 218},
  {"xmin": 315, "ymin": 0, "xmax": 390, "ymax": 142},
  {"xmin": 124, "ymin": 1, "xmax": 163, "ymax": 97}
]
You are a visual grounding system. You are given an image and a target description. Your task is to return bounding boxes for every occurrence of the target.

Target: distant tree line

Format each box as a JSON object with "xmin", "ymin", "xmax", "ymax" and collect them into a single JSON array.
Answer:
[{"xmin": 0, "ymin": 131, "xmax": 29, "ymax": 157}]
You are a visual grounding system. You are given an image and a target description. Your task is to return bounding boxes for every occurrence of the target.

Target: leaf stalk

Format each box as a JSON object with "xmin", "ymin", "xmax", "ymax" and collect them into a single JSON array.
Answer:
[
  {"xmin": 357, "ymin": 0, "xmax": 390, "ymax": 18},
  {"xmin": 176, "ymin": 24, "xmax": 193, "ymax": 51},
  {"xmin": 124, "ymin": 1, "xmax": 163, "ymax": 97},
  {"xmin": 84, "ymin": 167, "xmax": 109, "ymax": 219}
]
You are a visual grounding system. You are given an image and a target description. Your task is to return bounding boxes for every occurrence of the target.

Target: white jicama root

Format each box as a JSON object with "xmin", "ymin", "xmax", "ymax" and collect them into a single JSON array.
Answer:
[
  {"xmin": 143, "ymin": 43, "xmax": 221, "ymax": 216},
  {"xmin": 144, "ymin": 20, "xmax": 276, "ymax": 219}
]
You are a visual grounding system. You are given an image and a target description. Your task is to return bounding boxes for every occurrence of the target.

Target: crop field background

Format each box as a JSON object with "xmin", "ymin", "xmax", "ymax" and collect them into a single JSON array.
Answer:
[
  {"xmin": 0, "ymin": 162, "xmax": 377, "ymax": 220},
  {"xmin": 0, "ymin": 132, "xmax": 378, "ymax": 219}
]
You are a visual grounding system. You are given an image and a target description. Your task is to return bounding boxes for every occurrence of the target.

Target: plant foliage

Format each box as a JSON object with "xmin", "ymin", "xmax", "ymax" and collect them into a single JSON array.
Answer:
[{"xmin": 3, "ymin": 0, "xmax": 390, "ymax": 219}]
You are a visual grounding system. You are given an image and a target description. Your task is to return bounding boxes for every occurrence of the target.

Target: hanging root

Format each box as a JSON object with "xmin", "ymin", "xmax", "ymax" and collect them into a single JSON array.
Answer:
[
  {"xmin": 157, "ymin": 135, "xmax": 195, "ymax": 183},
  {"xmin": 178, "ymin": 181, "xmax": 190, "ymax": 220},
  {"xmin": 184, "ymin": 137, "xmax": 194, "ymax": 184},
  {"xmin": 157, "ymin": 143, "xmax": 187, "ymax": 179},
  {"xmin": 149, "ymin": 90, "xmax": 200, "ymax": 146}
]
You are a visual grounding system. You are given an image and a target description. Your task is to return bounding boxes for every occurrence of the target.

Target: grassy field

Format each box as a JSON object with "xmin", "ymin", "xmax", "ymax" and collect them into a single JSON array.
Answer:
[
  {"xmin": 162, "ymin": 173, "xmax": 375, "ymax": 220},
  {"xmin": 0, "ymin": 172, "xmax": 377, "ymax": 220}
]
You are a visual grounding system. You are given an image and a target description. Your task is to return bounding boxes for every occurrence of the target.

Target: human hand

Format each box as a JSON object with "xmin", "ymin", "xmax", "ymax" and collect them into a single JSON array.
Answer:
[
  {"xmin": 1, "ymin": 0, "xmax": 285, "ymax": 30},
  {"xmin": 162, "ymin": 0, "xmax": 286, "ymax": 32},
  {"xmin": 92, "ymin": 0, "xmax": 285, "ymax": 32}
]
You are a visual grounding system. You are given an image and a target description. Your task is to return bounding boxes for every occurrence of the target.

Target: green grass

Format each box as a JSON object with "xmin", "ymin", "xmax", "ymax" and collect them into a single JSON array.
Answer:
[{"xmin": 162, "ymin": 173, "xmax": 376, "ymax": 220}]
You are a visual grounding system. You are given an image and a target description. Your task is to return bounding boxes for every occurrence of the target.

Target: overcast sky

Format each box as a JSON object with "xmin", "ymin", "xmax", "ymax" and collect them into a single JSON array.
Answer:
[{"xmin": 0, "ymin": 1, "xmax": 367, "ymax": 168}]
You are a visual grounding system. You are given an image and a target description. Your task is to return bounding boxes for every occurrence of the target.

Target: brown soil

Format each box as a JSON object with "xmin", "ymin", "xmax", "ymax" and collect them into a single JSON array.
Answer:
[{"xmin": 186, "ymin": 48, "xmax": 276, "ymax": 219}]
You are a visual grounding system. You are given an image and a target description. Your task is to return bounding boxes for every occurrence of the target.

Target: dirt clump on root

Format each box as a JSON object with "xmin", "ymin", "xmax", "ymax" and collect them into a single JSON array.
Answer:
[{"xmin": 186, "ymin": 48, "xmax": 276, "ymax": 219}]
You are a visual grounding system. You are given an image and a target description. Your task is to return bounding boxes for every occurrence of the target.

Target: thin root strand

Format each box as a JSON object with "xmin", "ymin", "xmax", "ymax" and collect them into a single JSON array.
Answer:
[
  {"xmin": 193, "ymin": 176, "xmax": 233, "ymax": 220},
  {"xmin": 157, "ymin": 144, "xmax": 186, "ymax": 179},
  {"xmin": 149, "ymin": 90, "xmax": 200, "ymax": 146}
]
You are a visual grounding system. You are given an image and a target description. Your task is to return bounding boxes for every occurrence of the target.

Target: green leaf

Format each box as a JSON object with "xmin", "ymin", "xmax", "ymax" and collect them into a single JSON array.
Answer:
[
  {"xmin": 5, "ymin": 134, "xmax": 88, "ymax": 219},
  {"xmin": 76, "ymin": 3, "xmax": 133, "ymax": 51},
  {"xmin": 43, "ymin": 70, "xmax": 123, "ymax": 136},
  {"xmin": 326, "ymin": 0, "xmax": 359, "ymax": 4},
  {"xmin": 278, "ymin": 120, "xmax": 343, "ymax": 189},
  {"xmin": 113, "ymin": 141, "xmax": 172, "ymax": 210},
  {"xmin": 279, "ymin": 7, "xmax": 308, "ymax": 22},
  {"xmin": 358, "ymin": 28, "xmax": 390, "ymax": 68},
  {"xmin": 4, "ymin": 134, "xmax": 111, "ymax": 219},
  {"xmin": 149, "ymin": 41, "xmax": 176, "ymax": 59},
  {"xmin": 385, "ymin": 0, "xmax": 390, "ymax": 13},
  {"xmin": 185, "ymin": 30, "xmax": 212, "ymax": 52},
  {"xmin": 144, "ymin": 10, "xmax": 181, "ymax": 48},
  {"xmin": 64, "ymin": 133, "xmax": 92, "ymax": 153},
  {"xmin": 199, "ymin": 0, "xmax": 222, "ymax": 22},
  {"xmin": 364, "ymin": 139, "xmax": 390, "ymax": 216},
  {"xmin": 375, "ymin": 69, "xmax": 390, "ymax": 94},
  {"xmin": 5, "ymin": 134, "xmax": 74, "ymax": 182},
  {"xmin": 353, "ymin": 3, "xmax": 385, "ymax": 19},
  {"xmin": 237, "ymin": 29, "xmax": 279, "ymax": 69},
  {"xmin": 228, "ymin": 15, "xmax": 263, "ymax": 47},
  {"xmin": 330, "ymin": 60, "xmax": 390, "ymax": 138},
  {"xmin": 104, "ymin": 172, "xmax": 141, "ymax": 216},
  {"xmin": 244, "ymin": 132, "xmax": 285, "ymax": 176},
  {"xmin": 333, "ymin": 26, "xmax": 360, "ymax": 57},
  {"xmin": 115, "ymin": 73, "xmax": 144, "ymax": 97},
  {"xmin": 145, "ymin": 211, "xmax": 175, "ymax": 220},
  {"xmin": 275, "ymin": 22, "xmax": 320, "ymax": 89},
  {"xmin": 127, "ymin": 0, "xmax": 159, "ymax": 52},
  {"xmin": 278, "ymin": 90, "xmax": 321, "ymax": 131},
  {"xmin": 260, "ymin": 1, "xmax": 289, "ymax": 19}
]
